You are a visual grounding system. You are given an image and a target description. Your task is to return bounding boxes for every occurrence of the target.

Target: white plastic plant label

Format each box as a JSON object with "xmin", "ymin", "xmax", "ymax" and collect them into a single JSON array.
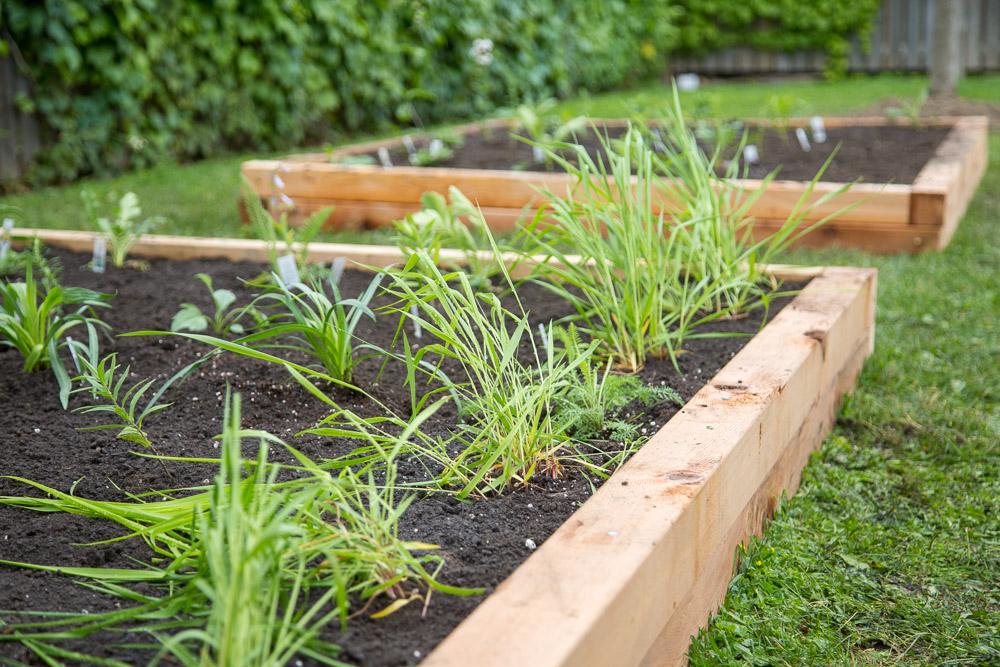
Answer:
[
  {"xmin": 743, "ymin": 144, "xmax": 760, "ymax": 164},
  {"xmin": 651, "ymin": 128, "xmax": 667, "ymax": 153},
  {"xmin": 92, "ymin": 236, "xmax": 107, "ymax": 273},
  {"xmin": 276, "ymin": 253, "xmax": 300, "ymax": 286},
  {"xmin": 0, "ymin": 218, "xmax": 13, "ymax": 260},
  {"xmin": 402, "ymin": 135, "xmax": 416, "ymax": 156},
  {"xmin": 532, "ymin": 145, "xmax": 545, "ymax": 164},
  {"xmin": 537, "ymin": 322, "xmax": 549, "ymax": 357},
  {"xmin": 410, "ymin": 304, "xmax": 422, "ymax": 339},
  {"xmin": 810, "ymin": 116, "xmax": 827, "ymax": 143},
  {"xmin": 330, "ymin": 256, "xmax": 346, "ymax": 284},
  {"xmin": 377, "ymin": 147, "xmax": 393, "ymax": 168},
  {"xmin": 66, "ymin": 336, "xmax": 81, "ymax": 373},
  {"xmin": 429, "ymin": 139, "xmax": 443, "ymax": 157},
  {"xmin": 676, "ymin": 73, "xmax": 700, "ymax": 92},
  {"xmin": 795, "ymin": 127, "xmax": 811, "ymax": 152}
]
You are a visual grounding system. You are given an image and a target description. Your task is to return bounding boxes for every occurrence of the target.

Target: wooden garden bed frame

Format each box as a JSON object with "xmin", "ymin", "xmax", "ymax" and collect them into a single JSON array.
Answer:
[
  {"xmin": 242, "ymin": 115, "xmax": 987, "ymax": 253},
  {"xmin": 15, "ymin": 229, "xmax": 877, "ymax": 666}
]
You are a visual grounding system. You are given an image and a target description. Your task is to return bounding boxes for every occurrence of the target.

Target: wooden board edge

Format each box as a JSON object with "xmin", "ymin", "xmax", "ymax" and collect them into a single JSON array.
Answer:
[
  {"xmin": 638, "ymin": 329, "xmax": 873, "ymax": 666},
  {"xmin": 750, "ymin": 218, "xmax": 944, "ymax": 254},
  {"xmin": 422, "ymin": 267, "xmax": 877, "ymax": 667}
]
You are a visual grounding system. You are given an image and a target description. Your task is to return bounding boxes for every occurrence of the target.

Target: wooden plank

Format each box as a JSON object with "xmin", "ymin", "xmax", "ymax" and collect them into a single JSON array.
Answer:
[
  {"xmin": 422, "ymin": 267, "xmax": 876, "ymax": 667},
  {"xmin": 749, "ymin": 217, "xmax": 943, "ymax": 253}
]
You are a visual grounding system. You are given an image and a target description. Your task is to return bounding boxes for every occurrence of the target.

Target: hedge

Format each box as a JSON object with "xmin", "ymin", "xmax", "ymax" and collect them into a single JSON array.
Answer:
[{"xmin": 0, "ymin": 0, "xmax": 878, "ymax": 186}]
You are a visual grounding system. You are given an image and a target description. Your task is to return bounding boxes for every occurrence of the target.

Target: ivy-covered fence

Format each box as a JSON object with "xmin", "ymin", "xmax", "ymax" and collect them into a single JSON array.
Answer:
[{"xmin": 0, "ymin": 0, "xmax": 879, "ymax": 187}]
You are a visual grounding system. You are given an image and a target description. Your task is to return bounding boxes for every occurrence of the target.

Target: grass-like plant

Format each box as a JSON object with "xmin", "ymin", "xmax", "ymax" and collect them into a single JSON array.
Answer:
[
  {"xmin": 378, "ymin": 251, "xmax": 597, "ymax": 497},
  {"xmin": 243, "ymin": 177, "xmax": 332, "ymax": 282},
  {"xmin": 248, "ymin": 270, "xmax": 385, "ymax": 383},
  {"xmin": 171, "ymin": 272, "xmax": 251, "ymax": 336},
  {"xmin": 81, "ymin": 190, "xmax": 164, "ymax": 268},
  {"xmin": 522, "ymin": 124, "xmax": 737, "ymax": 372},
  {"xmin": 391, "ymin": 186, "xmax": 502, "ymax": 289},
  {"xmin": 0, "ymin": 392, "xmax": 480, "ymax": 663},
  {"xmin": 0, "ymin": 261, "xmax": 112, "ymax": 407},
  {"xmin": 648, "ymin": 86, "xmax": 855, "ymax": 316}
]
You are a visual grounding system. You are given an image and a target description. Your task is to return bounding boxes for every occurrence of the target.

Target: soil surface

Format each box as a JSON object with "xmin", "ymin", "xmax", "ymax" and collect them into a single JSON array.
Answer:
[
  {"xmin": 846, "ymin": 95, "xmax": 1000, "ymax": 131},
  {"xmin": 367, "ymin": 123, "xmax": 948, "ymax": 185},
  {"xmin": 0, "ymin": 248, "xmax": 804, "ymax": 666}
]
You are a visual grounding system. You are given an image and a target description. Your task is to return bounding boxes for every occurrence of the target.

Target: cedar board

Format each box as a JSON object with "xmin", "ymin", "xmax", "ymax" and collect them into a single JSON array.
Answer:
[
  {"xmin": 241, "ymin": 116, "xmax": 987, "ymax": 253},
  {"xmin": 13, "ymin": 229, "xmax": 877, "ymax": 666}
]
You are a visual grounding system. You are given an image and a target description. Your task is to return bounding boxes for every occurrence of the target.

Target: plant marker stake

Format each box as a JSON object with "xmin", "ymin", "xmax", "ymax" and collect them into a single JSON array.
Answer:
[
  {"xmin": 651, "ymin": 128, "xmax": 668, "ymax": 153},
  {"xmin": 330, "ymin": 256, "xmax": 346, "ymax": 284},
  {"xmin": 402, "ymin": 135, "xmax": 416, "ymax": 156},
  {"xmin": 410, "ymin": 304, "xmax": 422, "ymax": 339},
  {"xmin": 66, "ymin": 336, "xmax": 81, "ymax": 373},
  {"xmin": 532, "ymin": 145, "xmax": 545, "ymax": 164},
  {"xmin": 429, "ymin": 138, "xmax": 443, "ymax": 157},
  {"xmin": 0, "ymin": 218, "xmax": 13, "ymax": 260},
  {"xmin": 276, "ymin": 253, "xmax": 300, "ymax": 286},
  {"xmin": 378, "ymin": 147, "xmax": 393, "ymax": 168},
  {"xmin": 743, "ymin": 144, "xmax": 760, "ymax": 164},
  {"xmin": 92, "ymin": 237, "xmax": 107, "ymax": 274},
  {"xmin": 537, "ymin": 322, "xmax": 549, "ymax": 359},
  {"xmin": 795, "ymin": 127, "xmax": 811, "ymax": 152},
  {"xmin": 810, "ymin": 116, "xmax": 827, "ymax": 143}
]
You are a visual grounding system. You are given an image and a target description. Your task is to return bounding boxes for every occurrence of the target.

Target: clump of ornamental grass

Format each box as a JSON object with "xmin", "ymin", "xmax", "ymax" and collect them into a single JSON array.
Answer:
[
  {"xmin": 648, "ymin": 85, "xmax": 855, "ymax": 315},
  {"xmin": 0, "ymin": 392, "xmax": 479, "ymax": 664}
]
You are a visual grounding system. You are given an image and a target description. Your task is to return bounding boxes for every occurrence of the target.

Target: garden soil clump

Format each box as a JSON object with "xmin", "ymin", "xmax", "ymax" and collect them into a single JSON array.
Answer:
[
  {"xmin": 370, "ymin": 124, "xmax": 948, "ymax": 185},
  {"xmin": 1, "ymin": 248, "xmax": 804, "ymax": 666}
]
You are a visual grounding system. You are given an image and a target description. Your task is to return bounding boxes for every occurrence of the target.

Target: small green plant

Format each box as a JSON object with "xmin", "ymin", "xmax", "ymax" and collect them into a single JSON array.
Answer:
[
  {"xmin": 762, "ymin": 93, "xmax": 808, "ymax": 145},
  {"xmin": 391, "ymin": 186, "xmax": 501, "ymax": 289},
  {"xmin": 81, "ymin": 190, "xmax": 164, "ymax": 268},
  {"xmin": 409, "ymin": 142, "xmax": 455, "ymax": 167},
  {"xmin": 550, "ymin": 324, "xmax": 682, "ymax": 440},
  {"xmin": 69, "ymin": 329, "xmax": 173, "ymax": 475},
  {"xmin": 171, "ymin": 272, "xmax": 251, "ymax": 336},
  {"xmin": 885, "ymin": 86, "xmax": 929, "ymax": 127},
  {"xmin": 0, "ymin": 261, "xmax": 112, "ymax": 407},
  {"xmin": 243, "ymin": 177, "xmax": 332, "ymax": 282},
  {"xmin": 515, "ymin": 98, "xmax": 588, "ymax": 169},
  {"xmin": 249, "ymin": 270, "xmax": 386, "ymax": 383}
]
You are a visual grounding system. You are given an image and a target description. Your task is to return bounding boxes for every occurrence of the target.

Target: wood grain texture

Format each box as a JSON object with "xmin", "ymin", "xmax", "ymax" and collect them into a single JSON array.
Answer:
[
  {"xmin": 421, "ymin": 267, "xmax": 877, "ymax": 667},
  {"xmin": 242, "ymin": 117, "xmax": 988, "ymax": 252}
]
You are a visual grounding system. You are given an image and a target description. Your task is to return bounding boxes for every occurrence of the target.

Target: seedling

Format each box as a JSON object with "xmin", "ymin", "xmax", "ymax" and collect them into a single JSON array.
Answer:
[
  {"xmin": 0, "ymin": 261, "xmax": 112, "ymax": 407},
  {"xmin": 171, "ymin": 272, "xmax": 252, "ymax": 336},
  {"xmin": 81, "ymin": 190, "xmax": 164, "ymax": 269}
]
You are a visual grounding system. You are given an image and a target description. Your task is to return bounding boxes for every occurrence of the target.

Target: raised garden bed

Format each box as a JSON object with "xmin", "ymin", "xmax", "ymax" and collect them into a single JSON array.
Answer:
[
  {"xmin": 2, "ymin": 229, "xmax": 875, "ymax": 666},
  {"xmin": 242, "ymin": 116, "xmax": 988, "ymax": 253}
]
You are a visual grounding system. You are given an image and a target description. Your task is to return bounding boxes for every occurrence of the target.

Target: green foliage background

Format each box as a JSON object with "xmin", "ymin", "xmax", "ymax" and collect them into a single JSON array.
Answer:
[{"xmin": 0, "ymin": 0, "xmax": 878, "ymax": 185}]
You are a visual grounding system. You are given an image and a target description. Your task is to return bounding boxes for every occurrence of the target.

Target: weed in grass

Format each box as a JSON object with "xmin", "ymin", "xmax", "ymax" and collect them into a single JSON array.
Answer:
[
  {"xmin": 0, "ymin": 260, "xmax": 112, "ymax": 407},
  {"xmin": 81, "ymin": 190, "xmax": 164, "ymax": 269}
]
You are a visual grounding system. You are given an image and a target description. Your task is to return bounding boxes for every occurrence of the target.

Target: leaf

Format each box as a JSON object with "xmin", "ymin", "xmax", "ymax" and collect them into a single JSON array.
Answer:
[{"xmin": 170, "ymin": 303, "xmax": 208, "ymax": 332}]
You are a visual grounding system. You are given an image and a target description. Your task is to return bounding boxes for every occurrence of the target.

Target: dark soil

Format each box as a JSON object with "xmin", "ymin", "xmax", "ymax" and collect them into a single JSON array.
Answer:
[
  {"xmin": 372, "ymin": 123, "xmax": 948, "ymax": 185},
  {"xmin": 0, "ymin": 248, "xmax": 803, "ymax": 666}
]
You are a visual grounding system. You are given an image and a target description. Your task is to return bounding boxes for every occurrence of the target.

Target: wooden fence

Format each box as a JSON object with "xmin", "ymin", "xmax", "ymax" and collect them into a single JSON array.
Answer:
[
  {"xmin": 0, "ymin": 54, "xmax": 40, "ymax": 183},
  {"xmin": 670, "ymin": 0, "xmax": 1000, "ymax": 75}
]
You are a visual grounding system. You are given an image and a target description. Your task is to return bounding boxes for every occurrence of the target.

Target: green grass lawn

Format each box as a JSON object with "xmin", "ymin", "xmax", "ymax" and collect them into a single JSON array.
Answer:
[{"xmin": 3, "ymin": 71, "xmax": 999, "ymax": 664}]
